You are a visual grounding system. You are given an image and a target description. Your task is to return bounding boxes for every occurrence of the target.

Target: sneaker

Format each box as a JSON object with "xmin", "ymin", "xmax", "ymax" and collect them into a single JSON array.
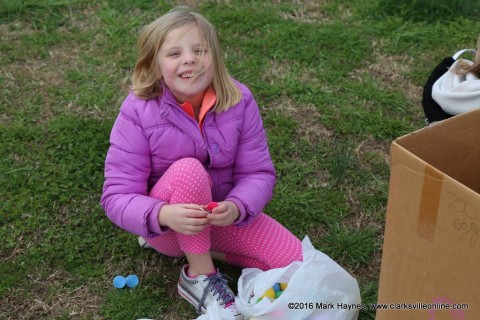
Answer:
[
  {"xmin": 178, "ymin": 265, "xmax": 243, "ymax": 319},
  {"xmin": 138, "ymin": 236, "xmax": 152, "ymax": 249}
]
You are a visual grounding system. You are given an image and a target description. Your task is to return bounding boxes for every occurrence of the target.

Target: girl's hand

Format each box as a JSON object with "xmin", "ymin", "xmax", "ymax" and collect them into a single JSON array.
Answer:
[
  {"xmin": 207, "ymin": 201, "xmax": 240, "ymax": 227},
  {"xmin": 158, "ymin": 204, "xmax": 208, "ymax": 235}
]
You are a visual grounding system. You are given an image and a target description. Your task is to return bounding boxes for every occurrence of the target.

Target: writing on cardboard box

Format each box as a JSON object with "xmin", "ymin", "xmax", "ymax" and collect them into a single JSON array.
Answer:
[{"xmin": 447, "ymin": 190, "xmax": 480, "ymax": 247}]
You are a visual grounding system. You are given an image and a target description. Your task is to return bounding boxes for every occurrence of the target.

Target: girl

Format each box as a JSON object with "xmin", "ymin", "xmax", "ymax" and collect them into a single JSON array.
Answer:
[{"xmin": 101, "ymin": 7, "xmax": 302, "ymax": 319}]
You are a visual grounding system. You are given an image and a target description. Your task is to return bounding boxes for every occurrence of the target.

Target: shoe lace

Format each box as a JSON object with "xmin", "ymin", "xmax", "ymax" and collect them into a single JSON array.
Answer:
[{"xmin": 198, "ymin": 272, "xmax": 235, "ymax": 314}]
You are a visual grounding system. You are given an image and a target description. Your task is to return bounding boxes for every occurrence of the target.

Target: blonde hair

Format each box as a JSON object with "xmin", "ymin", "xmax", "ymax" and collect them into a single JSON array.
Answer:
[
  {"xmin": 454, "ymin": 35, "xmax": 480, "ymax": 77},
  {"xmin": 131, "ymin": 7, "xmax": 241, "ymax": 112}
]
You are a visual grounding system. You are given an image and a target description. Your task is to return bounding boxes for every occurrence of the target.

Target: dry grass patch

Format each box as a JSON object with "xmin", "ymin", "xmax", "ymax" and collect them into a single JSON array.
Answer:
[
  {"xmin": 268, "ymin": 96, "xmax": 333, "ymax": 144},
  {"xmin": 1, "ymin": 269, "xmax": 104, "ymax": 320},
  {"xmin": 9, "ymin": 47, "xmax": 79, "ymax": 86},
  {"xmin": 350, "ymin": 40, "xmax": 423, "ymax": 105},
  {"xmin": 1, "ymin": 5, "xmax": 121, "ymax": 125},
  {"xmin": 354, "ymin": 138, "xmax": 390, "ymax": 166},
  {"xmin": 2, "ymin": 228, "xmax": 43, "ymax": 262},
  {"xmin": 263, "ymin": 59, "xmax": 293, "ymax": 82},
  {"xmin": 263, "ymin": 58, "xmax": 321, "ymax": 85},
  {"xmin": 279, "ymin": 0, "xmax": 331, "ymax": 23},
  {"xmin": 2, "ymin": 45, "xmax": 120, "ymax": 124}
]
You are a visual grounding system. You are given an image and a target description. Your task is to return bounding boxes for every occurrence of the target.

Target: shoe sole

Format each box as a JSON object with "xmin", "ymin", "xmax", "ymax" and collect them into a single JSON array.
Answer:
[
  {"xmin": 177, "ymin": 283, "xmax": 207, "ymax": 314},
  {"xmin": 138, "ymin": 237, "xmax": 152, "ymax": 249}
]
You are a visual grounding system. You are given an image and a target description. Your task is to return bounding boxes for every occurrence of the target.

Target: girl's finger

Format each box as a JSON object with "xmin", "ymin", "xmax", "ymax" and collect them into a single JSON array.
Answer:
[
  {"xmin": 214, "ymin": 202, "xmax": 228, "ymax": 211},
  {"xmin": 206, "ymin": 212, "xmax": 227, "ymax": 224},
  {"xmin": 188, "ymin": 217, "xmax": 208, "ymax": 226},
  {"xmin": 188, "ymin": 210, "xmax": 208, "ymax": 218},
  {"xmin": 182, "ymin": 203, "xmax": 205, "ymax": 210},
  {"xmin": 184, "ymin": 223, "xmax": 207, "ymax": 234}
]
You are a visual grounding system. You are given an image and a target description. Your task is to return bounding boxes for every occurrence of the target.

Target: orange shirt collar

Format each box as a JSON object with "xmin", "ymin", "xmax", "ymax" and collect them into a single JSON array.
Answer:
[{"xmin": 180, "ymin": 87, "xmax": 216, "ymax": 128}]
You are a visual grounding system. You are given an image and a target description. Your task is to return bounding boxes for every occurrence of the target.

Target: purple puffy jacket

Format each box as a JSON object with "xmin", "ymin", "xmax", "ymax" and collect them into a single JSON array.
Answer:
[{"xmin": 100, "ymin": 80, "xmax": 276, "ymax": 237}]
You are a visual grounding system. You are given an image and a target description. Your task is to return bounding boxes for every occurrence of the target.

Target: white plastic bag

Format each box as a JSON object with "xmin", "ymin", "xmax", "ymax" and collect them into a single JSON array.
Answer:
[
  {"xmin": 235, "ymin": 236, "xmax": 361, "ymax": 320},
  {"xmin": 194, "ymin": 299, "xmax": 236, "ymax": 320}
]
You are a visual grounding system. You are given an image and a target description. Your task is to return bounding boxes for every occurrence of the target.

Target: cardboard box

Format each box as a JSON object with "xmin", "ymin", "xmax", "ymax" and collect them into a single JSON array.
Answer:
[{"xmin": 377, "ymin": 110, "xmax": 480, "ymax": 319}]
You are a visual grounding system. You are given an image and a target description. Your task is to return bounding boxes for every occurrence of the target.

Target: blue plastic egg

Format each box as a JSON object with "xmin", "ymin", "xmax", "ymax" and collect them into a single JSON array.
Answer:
[
  {"xmin": 272, "ymin": 283, "xmax": 281, "ymax": 292},
  {"xmin": 126, "ymin": 274, "xmax": 139, "ymax": 288},
  {"xmin": 113, "ymin": 275, "xmax": 126, "ymax": 289}
]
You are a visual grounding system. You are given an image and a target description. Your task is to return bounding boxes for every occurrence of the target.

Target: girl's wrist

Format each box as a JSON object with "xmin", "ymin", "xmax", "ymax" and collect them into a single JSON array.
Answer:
[
  {"xmin": 146, "ymin": 202, "xmax": 165, "ymax": 234},
  {"xmin": 224, "ymin": 200, "xmax": 240, "ymax": 222},
  {"xmin": 225, "ymin": 198, "xmax": 246, "ymax": 224},
  {"xmin": 158, "ymin": 204, "xmax": 171, "ymax": 227},
  {"xmin": 232, "ymin": 204, "xmax": 240, "ymax": 221}
]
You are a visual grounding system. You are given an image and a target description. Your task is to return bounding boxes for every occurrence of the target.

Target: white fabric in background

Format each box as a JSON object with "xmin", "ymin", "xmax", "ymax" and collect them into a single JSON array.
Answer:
[{"xmin": 432, "ymin": 59, "xmax": 480, "ymax": 115}]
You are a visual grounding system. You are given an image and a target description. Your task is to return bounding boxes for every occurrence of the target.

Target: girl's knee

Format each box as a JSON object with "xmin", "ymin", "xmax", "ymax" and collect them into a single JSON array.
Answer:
[
  {"xmin": 268, "ymin": 238, "xmax": 303, "ymax": 269},
  {"xmin": 170, "ymin": 158, "xmax": 211, "ymax": 189},
  {"xmin": 269, "ymin": 253, "xmax": 302, "ymax": 269},
  {"xmin": 150, "ymin": 157, "xmax": 212, "ymax": 203},
  {"xmin": 172, "ymin": 157, "xmax": 204, "ymax": 170}
]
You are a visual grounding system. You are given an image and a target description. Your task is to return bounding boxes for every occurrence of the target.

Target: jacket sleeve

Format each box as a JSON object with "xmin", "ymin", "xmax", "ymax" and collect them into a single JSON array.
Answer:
[
  {"xmin": 226, "ymin": 89, "xmax": 276, "ymax": 225},
  {"xmin": 100, "ymin": 101, "xmax": 167, "ymax": 237}
]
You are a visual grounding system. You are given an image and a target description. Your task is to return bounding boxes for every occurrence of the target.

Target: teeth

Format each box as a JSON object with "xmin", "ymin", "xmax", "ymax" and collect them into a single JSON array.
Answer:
[{"xmin": 181, "ymin": 73, "xmax": 193, "ymax": 78}]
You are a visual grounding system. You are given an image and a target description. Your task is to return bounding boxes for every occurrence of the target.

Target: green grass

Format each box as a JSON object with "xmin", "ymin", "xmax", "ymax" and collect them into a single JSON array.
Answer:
[{"xmin": 1, "ymin": 0, "xmax": 480, "ymax": 319}]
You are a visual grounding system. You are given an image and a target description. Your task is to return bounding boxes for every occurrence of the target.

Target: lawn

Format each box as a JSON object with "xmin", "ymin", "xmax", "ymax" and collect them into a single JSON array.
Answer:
[{"xmin": 1, "ymin": 0, "xmax": 480, "ymax": 319}]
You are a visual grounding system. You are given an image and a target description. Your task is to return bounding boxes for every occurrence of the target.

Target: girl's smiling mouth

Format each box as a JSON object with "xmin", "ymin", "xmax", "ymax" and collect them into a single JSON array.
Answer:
[
  {"xmin": 180, "ymin": 72, "xmax": 193, "ymax": 78},
  {"xmin": 179, "ymin": 70, "xmax": 204, "ymax": 79}
]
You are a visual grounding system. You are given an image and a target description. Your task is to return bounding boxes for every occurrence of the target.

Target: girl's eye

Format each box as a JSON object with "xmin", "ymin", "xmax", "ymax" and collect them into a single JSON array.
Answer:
[
  {"xmin": 195, "ymin": 48, "xmax": 207, "ymax": 54},
  {"xmin": 168, "ymin": 52, "xmax": 179, "ymax": 57}
]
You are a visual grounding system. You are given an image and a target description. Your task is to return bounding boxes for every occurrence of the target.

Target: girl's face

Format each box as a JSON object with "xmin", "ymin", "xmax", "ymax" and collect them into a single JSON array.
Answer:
[{"xmin": 157, "ymin": 24, "xmax": 214, "ymax": 106}]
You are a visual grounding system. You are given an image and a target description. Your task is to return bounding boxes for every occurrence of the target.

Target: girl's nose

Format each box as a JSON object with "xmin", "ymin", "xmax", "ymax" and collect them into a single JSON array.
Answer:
[{"xmin": 183, "ymin": 52, "xmax": 197, "ymax": 65}]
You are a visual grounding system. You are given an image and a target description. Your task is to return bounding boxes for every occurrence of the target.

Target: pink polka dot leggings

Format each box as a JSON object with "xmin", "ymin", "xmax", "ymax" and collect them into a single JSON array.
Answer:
[{"xmin": 145, "ymin": 158, "xmax": 303, "ymax": 270}]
